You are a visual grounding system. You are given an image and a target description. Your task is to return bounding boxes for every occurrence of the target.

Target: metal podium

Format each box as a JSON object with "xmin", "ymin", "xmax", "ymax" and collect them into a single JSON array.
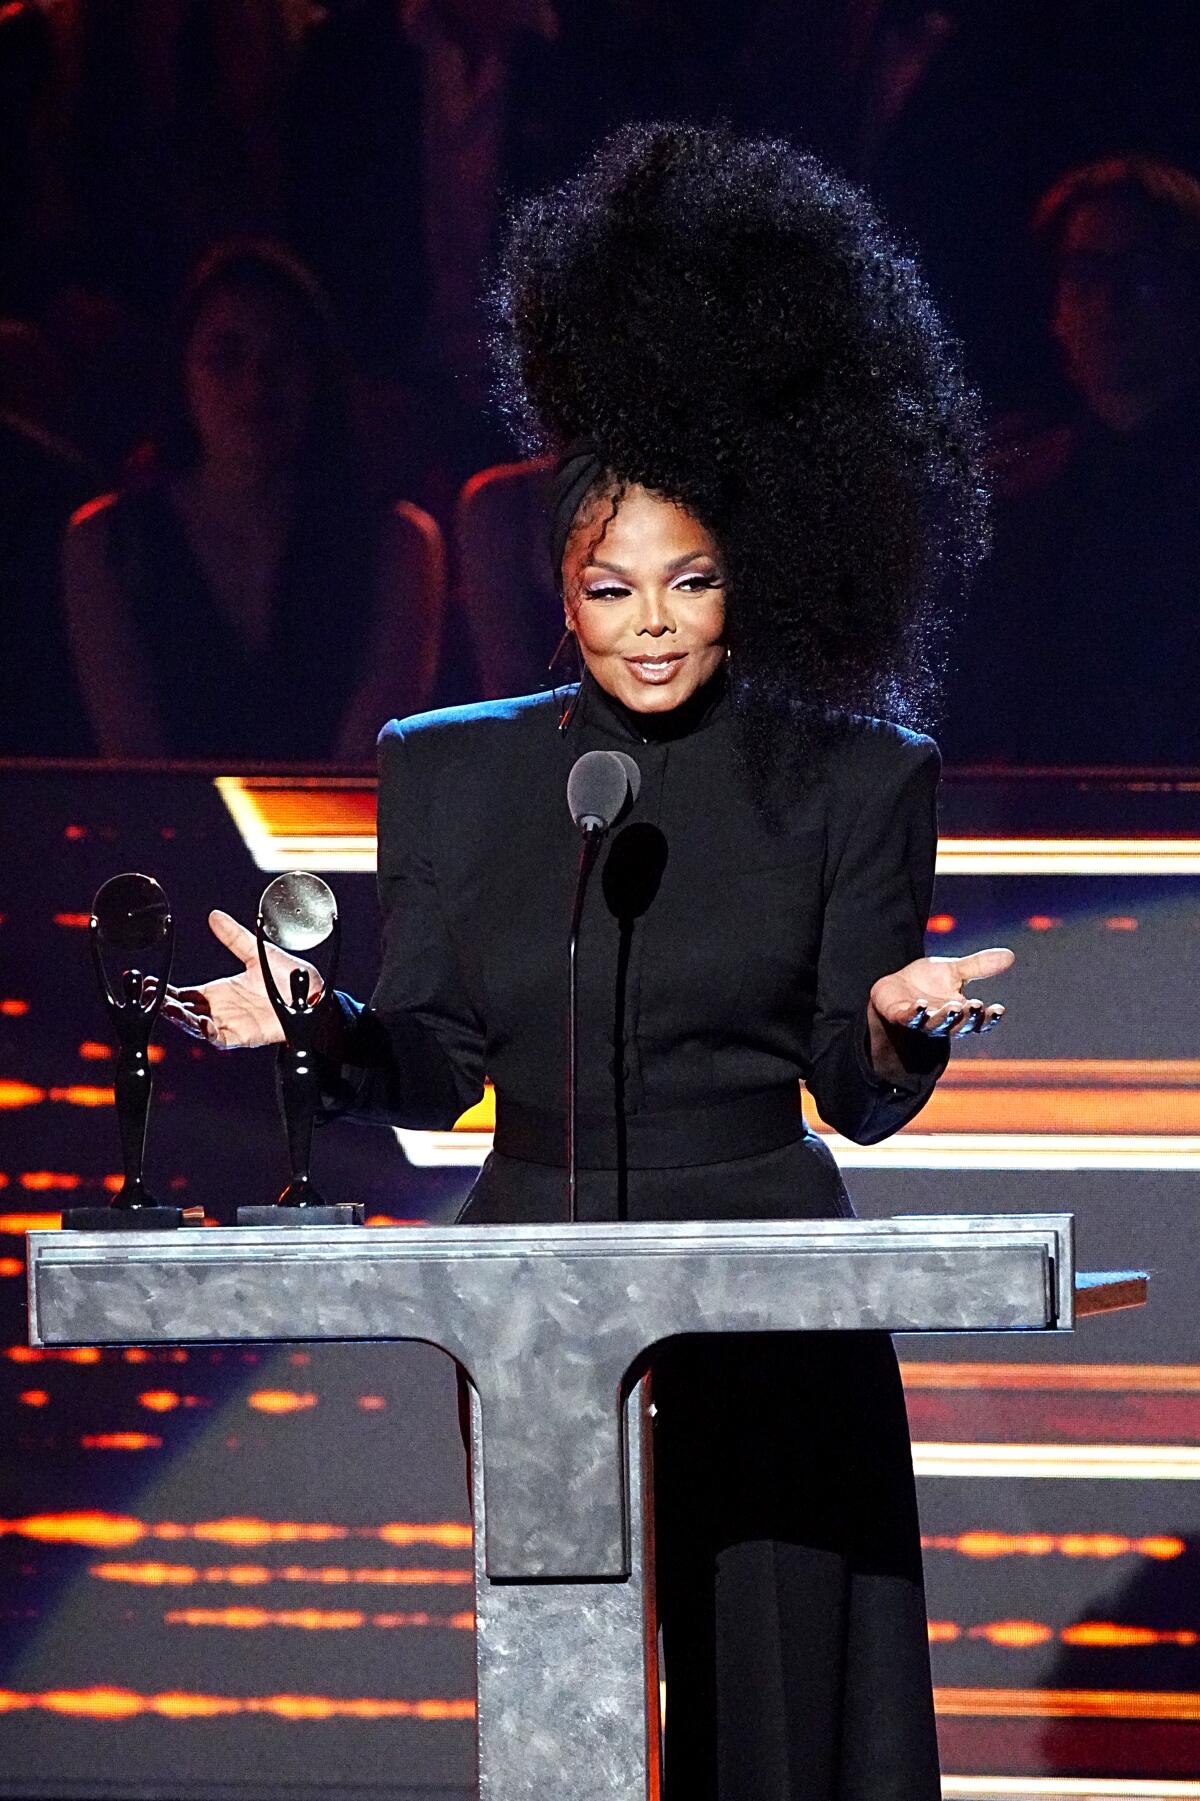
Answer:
[{"xmin": 25, "ymin": 1214, "xmax": 1144, "ymax": 1800}]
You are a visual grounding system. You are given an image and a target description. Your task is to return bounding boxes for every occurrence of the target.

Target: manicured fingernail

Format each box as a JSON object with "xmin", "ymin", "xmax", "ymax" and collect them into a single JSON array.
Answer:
[{"xmin": 943, "ymin": 1010, "xmax": 961, "ymax": 1027}]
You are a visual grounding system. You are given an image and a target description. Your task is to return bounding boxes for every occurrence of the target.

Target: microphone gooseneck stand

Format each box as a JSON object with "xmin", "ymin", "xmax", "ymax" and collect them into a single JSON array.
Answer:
[
  {"xmin": 567, "ymin": 822, "xmax": 605, "ymax": 1224},
  {"xmin": 564, "ymin": 750, "xmax": 641, "ymax": 1223}
]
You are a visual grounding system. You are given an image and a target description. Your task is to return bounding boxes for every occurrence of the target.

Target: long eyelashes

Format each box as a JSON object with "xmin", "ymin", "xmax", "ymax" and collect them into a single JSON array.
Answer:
[{"xmin": 584, "ymin": 575, "xmax": 724, "ymax": 601}]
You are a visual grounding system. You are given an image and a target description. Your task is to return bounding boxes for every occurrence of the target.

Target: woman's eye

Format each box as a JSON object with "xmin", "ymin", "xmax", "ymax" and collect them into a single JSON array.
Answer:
[
  {"xmin": 585, "ymin": 585, "xmax": 629, "ymax": 600},
  {"xmin": 675, "ymin": 574, "xmax": 721, "ymax": 591}
]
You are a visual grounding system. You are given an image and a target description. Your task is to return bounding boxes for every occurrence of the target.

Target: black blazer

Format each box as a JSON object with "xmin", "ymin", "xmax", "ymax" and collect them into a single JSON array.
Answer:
[{"xmin": 321, "ymin": 675, "xmax": 948, "ymax": 1214}]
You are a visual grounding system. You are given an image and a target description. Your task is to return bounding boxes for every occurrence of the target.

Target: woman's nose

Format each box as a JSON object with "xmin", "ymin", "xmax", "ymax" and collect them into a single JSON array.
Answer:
[{"xmin": 635, "ymin": 590, "xmax": 675, "ymax": 634}]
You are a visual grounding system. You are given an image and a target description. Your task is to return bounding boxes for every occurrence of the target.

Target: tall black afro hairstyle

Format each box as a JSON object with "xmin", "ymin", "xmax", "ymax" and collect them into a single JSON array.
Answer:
[{"xmin": 491, "ymin": 122, "xmax": 988, "ymax": 787}]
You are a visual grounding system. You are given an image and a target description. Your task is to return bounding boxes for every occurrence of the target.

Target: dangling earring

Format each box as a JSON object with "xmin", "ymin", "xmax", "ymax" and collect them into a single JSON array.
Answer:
[{"xmin": 548, "ymin": 625, "xmax": 584, "ymax": 734}]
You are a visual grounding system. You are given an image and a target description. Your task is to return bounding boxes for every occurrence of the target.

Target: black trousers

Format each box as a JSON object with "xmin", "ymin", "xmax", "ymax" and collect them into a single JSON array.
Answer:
[{"xmin": 651, "ymin": 1331, "xmax": 941, "ymax": 1801}]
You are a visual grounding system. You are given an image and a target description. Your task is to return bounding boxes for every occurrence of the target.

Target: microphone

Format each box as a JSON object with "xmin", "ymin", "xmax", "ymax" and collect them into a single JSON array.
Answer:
[
  {"xmin": 564, "ymin": 750, "xmax": 641, "ymax": 1221},
  {"xmin": 567, "ymin": 749, "xmax": 641, "ymax": 834}
]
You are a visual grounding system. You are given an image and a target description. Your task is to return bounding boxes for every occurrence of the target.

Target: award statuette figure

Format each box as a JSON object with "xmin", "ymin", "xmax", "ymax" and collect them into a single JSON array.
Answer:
[
  {"xmin": 237, "ymin": 871, "xmax": 363, "ymax": 1227},
  {"xmin": 67, "ymin": 872, "xmax": 203, "ymax": 1230}
]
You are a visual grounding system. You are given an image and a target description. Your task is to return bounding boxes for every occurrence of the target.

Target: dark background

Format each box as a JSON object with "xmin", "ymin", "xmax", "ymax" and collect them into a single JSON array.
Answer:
[{"xmin": 4, "ymin": 3, "xmax": 1200, "ymax": 1794}]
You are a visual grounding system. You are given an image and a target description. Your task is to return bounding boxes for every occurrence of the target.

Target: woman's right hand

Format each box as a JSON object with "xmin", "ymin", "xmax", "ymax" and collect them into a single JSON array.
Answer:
[{"xmin": 161, "ymin": 909, "xmax": 322, "ymax": 1050}]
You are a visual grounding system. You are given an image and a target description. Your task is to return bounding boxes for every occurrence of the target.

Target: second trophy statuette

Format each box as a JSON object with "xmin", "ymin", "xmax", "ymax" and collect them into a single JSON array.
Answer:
[{"xmin": 236, "ymin": 871, "xmax": 363, "ymax": 1228}]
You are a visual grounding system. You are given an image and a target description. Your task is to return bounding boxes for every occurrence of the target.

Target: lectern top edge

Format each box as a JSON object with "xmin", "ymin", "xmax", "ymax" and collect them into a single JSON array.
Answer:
[{"xmin": 26, "ymin": 1210, "xmax": 1075, "ymax": 1251}]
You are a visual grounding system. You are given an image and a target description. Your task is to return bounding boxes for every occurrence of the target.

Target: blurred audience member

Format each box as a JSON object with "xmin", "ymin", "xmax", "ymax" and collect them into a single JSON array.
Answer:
[
  {"xmin": 942, "ymin": 157, "xmax": 1200, "ymax": 766},
  {"xmin": 456, "ymin": 456, "xmax": 556, "ymax": 700},
  {"xmin": 0, "ymin": 409, "xmax": 95, "ymax": 756},
  {"xmin": 62, "ymin": 242, "xmax": 445, "ymax": 764}
]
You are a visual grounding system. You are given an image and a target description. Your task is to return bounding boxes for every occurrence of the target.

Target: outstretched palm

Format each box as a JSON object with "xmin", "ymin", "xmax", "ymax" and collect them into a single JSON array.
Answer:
[
  {"xmin": 161, "ymin": 910, "xmax": 322, "ymax": 1050},
  {"xmin": 870, "ymin": 947, "xmax": 1013, "ymax": 1039}
]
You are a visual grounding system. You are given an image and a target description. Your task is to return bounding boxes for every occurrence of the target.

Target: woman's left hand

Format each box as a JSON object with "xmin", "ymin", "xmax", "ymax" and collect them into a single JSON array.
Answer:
[{"xmin": 869, "ymin": 947, "xmax": 1015, "ymax": 1044}]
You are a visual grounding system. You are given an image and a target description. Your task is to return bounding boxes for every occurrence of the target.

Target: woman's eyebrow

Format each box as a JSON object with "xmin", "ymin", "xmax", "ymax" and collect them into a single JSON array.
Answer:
[
  {"xmin": 587, "ymin": 558, "xmax": 634, "ymax": 578},
  {"xmin": 586, "ymin": 550, "xmax": 713, "ymax": 578}
]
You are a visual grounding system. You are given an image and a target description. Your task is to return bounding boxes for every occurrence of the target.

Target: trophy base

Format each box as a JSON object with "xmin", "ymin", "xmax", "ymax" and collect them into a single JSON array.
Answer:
[
  {"xmin": 62, "ymin": 1206, "xmax": 206, "ymax": 1231},
  {"xmin": 236, "ymin": 1204, "xmax": 365, "ymax": 1228}
]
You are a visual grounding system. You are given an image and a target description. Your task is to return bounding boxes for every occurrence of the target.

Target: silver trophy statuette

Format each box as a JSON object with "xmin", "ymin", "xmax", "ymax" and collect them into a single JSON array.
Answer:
[
  {"xmin": 66, "ymin": 873, "xmax": 203, "ymax": 1231},
  {"xmin": 236, "ymin": 871, "xmax": 363, "ymax": 1228}
]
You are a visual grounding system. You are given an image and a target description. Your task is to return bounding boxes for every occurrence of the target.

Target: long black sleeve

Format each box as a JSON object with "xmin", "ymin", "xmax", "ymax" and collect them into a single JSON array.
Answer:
[{"xmin": 803, "ymin": 731, "xmax": 948, "ymax": 1145}]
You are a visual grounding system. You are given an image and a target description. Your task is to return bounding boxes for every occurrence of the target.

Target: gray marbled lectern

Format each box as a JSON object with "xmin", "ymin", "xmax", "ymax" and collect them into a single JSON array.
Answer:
[{"xmin": 25, "ymin": 1215, "xmax": 1143, "ymax": 1800}]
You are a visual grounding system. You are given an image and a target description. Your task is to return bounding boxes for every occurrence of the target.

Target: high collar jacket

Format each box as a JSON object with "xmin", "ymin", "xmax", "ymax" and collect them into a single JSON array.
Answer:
[{"xmin": 323, "ymin": 674, "xmax": 948, "ymax": 1207}]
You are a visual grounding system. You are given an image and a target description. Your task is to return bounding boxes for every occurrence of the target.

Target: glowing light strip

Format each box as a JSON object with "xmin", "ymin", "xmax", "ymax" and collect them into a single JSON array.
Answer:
[
  {"xmin": 935, "ymin": 1687, "xmax": 1200, "ymax": 1721},
  {"xmin": 394, "ymin": 1127, "xmax": 1200, "ymax": 1171},
  {"xmin": 213, "ymin": 778, "xmax": 374, "ymax": 873},
  {"xmin": 0, "ymin": 1686, "xmax": 473, "ymax": 1721},
  {"xmin": 938, "ymin": 837, "xmax": 1200, "ymax": 874},
  {"xmin": 943, "ymin": 1782, "xmax": 1200, "ymax": 1799},
  {"xmin": 914, "ymin": 1444, "xmax": 1200, "ymax": 1480},
  {"xmin": 904, "ymin": 1362, "xmax": 1200, "ymax": 1392},
  {"xmin": 214, "ymin": 780, "xmax": 1200, "ymax": 877},
  {"xmin": 0, "ymin": 1512, "xmax": 472, "ymax": 1549}
]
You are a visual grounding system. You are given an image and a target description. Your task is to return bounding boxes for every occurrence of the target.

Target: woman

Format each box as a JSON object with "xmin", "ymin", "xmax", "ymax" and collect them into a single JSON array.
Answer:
[
  {"xmin": 63, "ymin": 240, "xmax": 445, "ymax": 763},
  {"xmin": 164, "ymin": 126, "xmax": 1010, "ymax": 1798}
]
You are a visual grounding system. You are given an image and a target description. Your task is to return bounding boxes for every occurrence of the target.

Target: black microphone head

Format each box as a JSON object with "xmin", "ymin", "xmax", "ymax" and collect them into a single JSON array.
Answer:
[{"xmin": 567, "ymin": 749, "xmax": 636, "ymax": 833}]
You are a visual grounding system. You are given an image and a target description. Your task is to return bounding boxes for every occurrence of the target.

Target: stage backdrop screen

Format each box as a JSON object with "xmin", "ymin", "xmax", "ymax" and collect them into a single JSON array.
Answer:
[{"xmin": 1, "ymin": 764, "xmax": 1198, "ymax": 1799}]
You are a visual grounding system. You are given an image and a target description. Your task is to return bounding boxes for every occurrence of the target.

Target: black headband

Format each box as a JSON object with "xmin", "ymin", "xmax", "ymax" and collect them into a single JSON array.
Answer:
[{"xmin": 548, "ymin": 438, "xmax": 609, "ymax": 590}]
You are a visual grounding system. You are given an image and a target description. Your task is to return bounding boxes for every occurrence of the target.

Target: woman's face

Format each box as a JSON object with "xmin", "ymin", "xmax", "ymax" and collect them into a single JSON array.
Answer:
[
  {"xmin": 184, "ymin": 284, "xmax": 315, "ymax": 474},
  {"xmin": 563, "ymin": 484, "xmax": 727, "ymax": 715}
]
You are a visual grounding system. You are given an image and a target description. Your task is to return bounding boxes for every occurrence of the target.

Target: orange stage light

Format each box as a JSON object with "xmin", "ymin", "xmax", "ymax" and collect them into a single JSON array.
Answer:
[
  {"xmin": 0, "ymin": 1686, "xmax": 474, "ymax": 1722},
  {"xmin": 166, "ymin": 1607, "xmax": 367, "ymax": 1630},
  {"xmin": 0, "ymin": 999, "xmax": 29, "ymax": 1016},
  {"xmin": 930, "ymin": 1617, "xmax": 1200, "ymax": 1650},
  {"xmin": 92, "ymin": 1562, "xmax": 474, "ymax": 1588},
  {"xmin": 374, "ymin": 1523, "xmax": 473, "ymax": 1548},
  {"xmin": 934, "ymin": 1688, "xmax": 1200, "ymax": 1722},
  {"xmin": 902, "ymin": 1362, "xmax": 1200, "ymax": 1393},
  {"xmin": 0, "ymin": 1082, "xmax": 46, "ymax": 1109},
  {"xmin": 79, "ymin": 1041, "xmax": 164, "ymax": 1064},
  {"xmin": 1062, "ymin": 1623, "xmax": 1199, "ymax": 1649},
  {"xmin": 80, "ymin": 1433, "xmax": 162, "ymax": 1451},
  {"xmin": 1, "ymin": 1513, "xmax": 146, "ymax": 1547},
  {"xmin": 246, "ymin": 1391, "xmax": 318, "ymax": 1414},
  {"xmin": 921, "ymin": 1531, "xmax": 1185, "ymax": 1560},
  {"xmin": 159, "ymin": 1607, "xmax": 473, "ymax": 1631},
  {"xmin": 969, "ymin": 1621, "xmax": 1055, "ymax": 1649},
  {"xmin": 3, "ymin": 1510, "xmax": 473, "ymax": 1550}
]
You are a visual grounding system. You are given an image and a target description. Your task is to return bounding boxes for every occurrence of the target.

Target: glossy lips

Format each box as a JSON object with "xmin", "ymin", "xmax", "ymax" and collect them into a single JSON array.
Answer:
[{"xmin": 623, "ymin": 652, "xmax": 688, "ymax": 685}]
